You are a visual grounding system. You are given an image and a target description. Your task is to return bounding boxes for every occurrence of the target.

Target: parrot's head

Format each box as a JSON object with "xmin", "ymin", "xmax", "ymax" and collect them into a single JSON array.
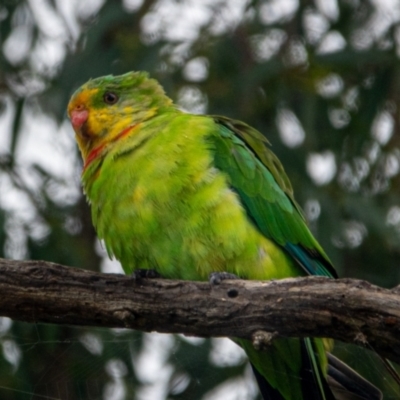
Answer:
[{"xmin": 68, "ymin": 71, "xmax": 173, "ymax": 162}]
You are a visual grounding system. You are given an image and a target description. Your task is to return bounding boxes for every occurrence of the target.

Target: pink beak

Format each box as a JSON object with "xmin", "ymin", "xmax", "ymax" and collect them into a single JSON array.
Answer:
[{"xmin": 70, "ymin": 109, "xmax": 89, "ymax": 130}]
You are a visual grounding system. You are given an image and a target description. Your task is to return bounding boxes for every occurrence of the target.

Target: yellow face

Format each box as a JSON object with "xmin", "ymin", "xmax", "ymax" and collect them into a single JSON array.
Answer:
[
  {"xmin": 68, "ymin": 86, "xmax": 134, "ymax": 161},
  {"xmin": 67, "ymin": 71, "xmax": 172, "ymax": 163}
]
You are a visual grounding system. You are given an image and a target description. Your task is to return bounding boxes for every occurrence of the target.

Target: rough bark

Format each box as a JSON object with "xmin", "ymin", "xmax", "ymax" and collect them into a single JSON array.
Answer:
[{"xmin": 0, "ymin": 258, "xmax": 399, "ymax": 363}]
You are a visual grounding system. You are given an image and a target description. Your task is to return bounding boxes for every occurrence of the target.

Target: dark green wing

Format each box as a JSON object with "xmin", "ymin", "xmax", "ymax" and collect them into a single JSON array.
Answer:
[
  {"xmin": 209, "ymin": 115, "xmax": 337, "ymax": 279},
  {"xmin": 207, "ymin": 116, "xmax": 385, "ymax": 400}
]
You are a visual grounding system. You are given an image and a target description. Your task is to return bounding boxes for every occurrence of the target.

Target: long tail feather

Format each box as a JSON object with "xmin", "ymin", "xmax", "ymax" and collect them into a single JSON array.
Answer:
[
  {"xmin": 327, "ymin": 353, "xmax": 382, "ymax": 400},
  {"xmin": 302, "ymin": 338, "xmax": 335, "ymax": 400}
]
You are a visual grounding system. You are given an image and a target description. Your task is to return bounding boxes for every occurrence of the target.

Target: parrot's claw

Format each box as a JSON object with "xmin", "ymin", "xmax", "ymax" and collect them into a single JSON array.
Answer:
[
  {"xmin": 209, "ymin": 272, "xmax": 240, "ymax": 285},
  {"xmin": 132, "ymin": 269, "xmax": 161, "ymax": 280}
]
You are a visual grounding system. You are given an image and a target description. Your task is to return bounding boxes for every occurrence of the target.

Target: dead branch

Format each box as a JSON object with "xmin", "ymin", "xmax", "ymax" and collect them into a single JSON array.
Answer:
[{"xmin": 0, "ymin": 258, "xmax": 399, "ymax": 363}]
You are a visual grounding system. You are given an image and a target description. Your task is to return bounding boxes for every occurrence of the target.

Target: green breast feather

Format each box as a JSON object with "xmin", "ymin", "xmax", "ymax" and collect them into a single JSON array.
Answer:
[{"xmin": 83, "ymin": 113, "xmax": 302, "ymax": 282}]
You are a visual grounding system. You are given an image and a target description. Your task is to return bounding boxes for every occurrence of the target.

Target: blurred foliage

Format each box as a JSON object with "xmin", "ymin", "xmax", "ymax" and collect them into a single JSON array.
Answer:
[{"xmin": 0, "ymin": 0, "xmax": 400, "ymax": 399}]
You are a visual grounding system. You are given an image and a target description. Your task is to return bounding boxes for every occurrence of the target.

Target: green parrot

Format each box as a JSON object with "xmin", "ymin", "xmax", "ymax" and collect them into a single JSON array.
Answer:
[{"xmin": 68, "ymin": 71, "xmax": 382, "ymax": 400}]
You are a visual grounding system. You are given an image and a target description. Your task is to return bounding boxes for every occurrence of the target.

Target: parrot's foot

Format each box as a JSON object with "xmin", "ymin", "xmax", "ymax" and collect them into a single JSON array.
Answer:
[
  {"xmin": 209, "ymin": 272, "xmax": 240, "ymax": 285},
  {"xmin": 132, "ymin": 269, "xmax": 161, "ymax": 280}
]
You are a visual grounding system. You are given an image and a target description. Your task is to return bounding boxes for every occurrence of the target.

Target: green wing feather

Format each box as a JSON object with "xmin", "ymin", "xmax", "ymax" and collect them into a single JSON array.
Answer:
[
  {"xmin": 210, "ymin": 115, "xmax": 337, "ymax": 279},
  {"xmin": 208, "ymin": 115, "xmax": 336, "ymax": 400}
]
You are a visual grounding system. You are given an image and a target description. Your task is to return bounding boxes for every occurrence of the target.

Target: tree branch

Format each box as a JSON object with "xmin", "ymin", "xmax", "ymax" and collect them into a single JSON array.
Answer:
[{"xmin": 0, "ymin": 258, "xmax": 399, "ymax": 363}]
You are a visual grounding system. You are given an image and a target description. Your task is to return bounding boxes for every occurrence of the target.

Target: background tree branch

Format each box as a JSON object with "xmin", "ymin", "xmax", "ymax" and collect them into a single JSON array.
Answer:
[{"xmin": 0, "ymin": 257, "xmax": 399, "ymax": 364}]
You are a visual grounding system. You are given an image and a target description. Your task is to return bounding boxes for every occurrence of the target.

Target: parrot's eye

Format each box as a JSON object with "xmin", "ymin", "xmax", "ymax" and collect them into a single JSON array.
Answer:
[{"xmin": 103, "ymin": 92, "xmax": 119, "ymax": 105}]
